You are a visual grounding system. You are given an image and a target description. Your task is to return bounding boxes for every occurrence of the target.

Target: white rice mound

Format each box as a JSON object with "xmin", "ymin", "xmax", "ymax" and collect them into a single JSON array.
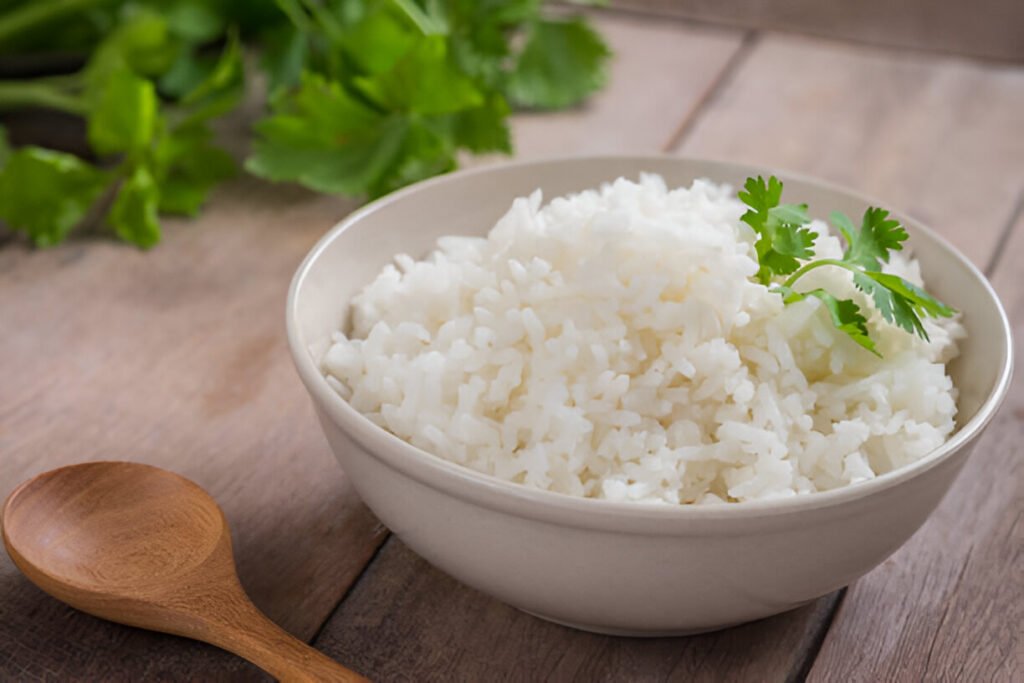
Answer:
[{"xmin": 322, "ymin": 175, "xmax": 965, "ymax": 504}]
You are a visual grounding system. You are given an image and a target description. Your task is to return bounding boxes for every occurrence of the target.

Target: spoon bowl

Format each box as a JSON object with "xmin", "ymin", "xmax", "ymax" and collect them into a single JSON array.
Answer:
[
  {"xmin": 5, "ymin": 462, "xmax": 227, "ymax": 606},
  {"xmin": 3, "ymin": 461, "xmax": 364, "ymax": 682}
]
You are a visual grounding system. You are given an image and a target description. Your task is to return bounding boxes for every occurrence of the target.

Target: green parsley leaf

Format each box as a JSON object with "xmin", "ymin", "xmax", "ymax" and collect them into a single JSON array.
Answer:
[
  {"xmin": 109, "ymin": 165, "xmax": 161, "ymax": 248},
  {"xmin": 246, "ymin": 72, "xmax": 408, "ymax": 196},
  {"xmin": 448, "ymin": 93, "xmax": 512, "ymax": 154},
  {"xmin": 446, "ymin": 0, "xmax": 537, "ymax": 87},
  {"xmin": 0, "ymin": 147, "xmax": 109, "ymax": 247},
  {"xmin": 259, "ymin": 25, "xmax": 308, "ymax": 94},
  {"xmin": 165, "ymin": 0, "xmax": 226, "ymax": 43},
  {"xmin": 776, "ymin": 285, "xmax": 878, "ymax": 356},
  {"xmin": 739, "ymin": 175, "xmax": 818, "ymax": 284},
  {"xmin": 159, "ymin": 49, "xmax": 216, "ymax": 100},
  {"xmin": 338, "ymin": 3, "xmax": 419, "ymax": 75},
  {"xmin": 739, "ymin": 173, "xmax": 783, "ymax": 211},
  {"xmin": 370, "ymin": 119, "xmax": 456, "ymax": 197},
  {"xmin": 0, "ymin": 148, "xmax": 111, "ymax": 249},
  {"xmin": 173, "ymin": 30, "xmax": 244, "ymax": 129},
  {"xmin": 87, "ymin": 68, "xmax": 159, "ymax": 156},
  {"xmin": 506, "ymin": 16, "xmax": 610, "ymax": 109},
  {"xmin": 853, "ymin": 271, "xmax": 955, "ymax": 341},
  {"xmin": 85, "ymin": 10, "xmax": 179, "ymax": 88},
  {"xmin": 154, "ymin": 124, "xmax": 236, "ymax": 216},
  {"xmin": 354, "ymin": 36, "xmax": 484, "ymax": 115},
  {"xmin": 833, "ymin": 207, "xmax": 909, "ymax": 272},
  {"xmin": 771, "ymin": 203, "xmax": 813, "ymax": 227}
]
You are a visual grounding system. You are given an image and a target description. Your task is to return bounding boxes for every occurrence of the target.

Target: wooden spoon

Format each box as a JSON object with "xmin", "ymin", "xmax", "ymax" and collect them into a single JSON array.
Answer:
[{"xmin": 1, "ymin": 461, "xmax": 366, "ymax": 682}]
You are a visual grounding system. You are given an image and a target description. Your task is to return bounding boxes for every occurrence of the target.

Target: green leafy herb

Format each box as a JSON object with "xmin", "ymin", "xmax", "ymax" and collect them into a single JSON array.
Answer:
[
  {"xmin": 109, "ymin": 165, "xmax": 161, "ymax": 247},
  {"xmin": 0, "ymin": 0, "xmax": 610, "ymax": 247},
  {"xmin": 154, "ymin": 124, "xmax": 237, "ymax": 216},
  {"xmin": 740, "ymin": 176, "xmax": 955, "ymax": 354},
  {"xmin": 506, "ymin": 16, "xmax": 611, "ymax": 109},
  {"xmin": 851, "ymin": 271, "xmax": 954, "ymax": 341},
  {"xmin": 0, "ymin": 4, "xmax": 244, "ymax": 247},
  {"xmin": 87, "ymin": 69, "xmax": 159, "ymax": 156},
  {"xmin": 171, "ymin": 29, "xmax": 244, "ymax": 128},
  {"xmin": 246, "ymin": 0, "xmax": 610, "ymax": 199},
  {"xmin": 738, "ymin": 175, "xmax": 818, "ymax": 284},
  {"xmin": 258, "ymin": 24, "xmax": 308, "ymax": 94},
  {"xmin": 832, "ymin": 207, "xmax": 908, "ymax": 272},
  {"xmin": 165, "ymin": 0, "xmax": 225, "ymax": 43},
  {"xmin": 0, "ymin": 147, "xmax": 110, "ymax": 247},
  {"xmin": 776, "ymin": 285, "xmax": 878, "ymax": 356},
  {"xmin": 245, "ymin": 72, "xmax": 407, "ymax": 197}
]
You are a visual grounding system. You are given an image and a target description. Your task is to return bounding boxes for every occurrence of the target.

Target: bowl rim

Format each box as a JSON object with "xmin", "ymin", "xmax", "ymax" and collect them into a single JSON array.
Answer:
[{"xmin": 285, "ymin": 154, "xmax": 1014, "ymax": 524}]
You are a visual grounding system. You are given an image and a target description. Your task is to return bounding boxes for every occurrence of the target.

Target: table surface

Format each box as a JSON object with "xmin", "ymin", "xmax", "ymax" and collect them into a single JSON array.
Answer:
[{"xmin": 2, "ymin": 8, "xmax": 1022, "ymax": 682}]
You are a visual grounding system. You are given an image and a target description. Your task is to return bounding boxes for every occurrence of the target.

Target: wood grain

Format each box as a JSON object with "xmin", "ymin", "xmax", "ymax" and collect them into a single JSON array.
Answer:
[
  {"xmin": 677, "ymin": 33, "xmax": 1024, "ymax": 268},
  {"xmin": 0, "ymin": 178, "xmax": 388, "ymax": 680},
  {"xmin": 610, "ymin": 0, "xmax": 1024, "ymax": 62},
  {"xmin": 3, "ymin": 462, "xmax": 364, "ymax": 682},
  {"xmin": 316, "ymin": 540, "xmax": 841, "ymax": 683},
  {"xmin": 510, "ymin": 14, "xmax": 743, "ymax": 158},
  {"xmin": 807, "ymin": 204, "xmax": 1024, "ymax": 683}
]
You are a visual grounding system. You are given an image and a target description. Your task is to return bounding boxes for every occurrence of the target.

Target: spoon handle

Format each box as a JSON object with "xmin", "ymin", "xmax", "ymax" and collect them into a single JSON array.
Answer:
[{"xmin": 203, "ymin": 598, "xmax": 367, "ymax": 682}]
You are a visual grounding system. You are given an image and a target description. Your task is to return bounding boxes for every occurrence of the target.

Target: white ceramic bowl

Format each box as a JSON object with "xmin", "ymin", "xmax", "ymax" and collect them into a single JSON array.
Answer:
[{"xmin": 286, "ymin": 156, "xmax": 1012, "ymax": 636}]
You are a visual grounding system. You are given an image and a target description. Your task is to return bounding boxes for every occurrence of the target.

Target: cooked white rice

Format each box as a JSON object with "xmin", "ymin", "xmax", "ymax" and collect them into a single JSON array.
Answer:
[{"xmin": 322, "ymin": 175, "xmax": 964, "ymax": 504}]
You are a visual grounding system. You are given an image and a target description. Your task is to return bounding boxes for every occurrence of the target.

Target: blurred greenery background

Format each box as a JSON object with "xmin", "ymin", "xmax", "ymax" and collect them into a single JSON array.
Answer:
[{"xmin": 0, "ymin": 0, "xmax": 611, "ymax": 247}]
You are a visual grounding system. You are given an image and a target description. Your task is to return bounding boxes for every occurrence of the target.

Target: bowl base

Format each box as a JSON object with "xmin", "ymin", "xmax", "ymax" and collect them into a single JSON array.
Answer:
[{"xmin": 519, "ymin": 609, "xmax": 746, "ymax": 638}]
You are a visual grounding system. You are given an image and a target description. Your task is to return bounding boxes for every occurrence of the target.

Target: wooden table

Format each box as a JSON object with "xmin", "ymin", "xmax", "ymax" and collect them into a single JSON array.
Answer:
[{"xmin": 2, "ymin": 8, "xmax": 1022, "ymax": 681}]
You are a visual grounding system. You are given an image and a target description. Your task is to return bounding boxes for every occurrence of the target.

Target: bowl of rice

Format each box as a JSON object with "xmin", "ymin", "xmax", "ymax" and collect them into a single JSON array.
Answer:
[{"xmin": 286, "ymin": 156, "xmax": 1012, "ymax": 635}]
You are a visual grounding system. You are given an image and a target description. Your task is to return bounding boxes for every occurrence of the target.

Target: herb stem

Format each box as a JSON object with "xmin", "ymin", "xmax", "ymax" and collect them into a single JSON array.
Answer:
[
  {"xmin": 33, "ymin": 72, "xmax": 86, "ymax": 90},
  {"xmin": 274, "ymin": 0, "xmax": 314, "ymax": 33},
  {"xmin": 298, "ymin": 0, "xmax": 345, "ymax": 41},
  {"xmin": 0, "ymin": 0, "xmax": 112, "ymax": 44},
  {"xmin": 782, "ymin": 258, "xmax": 862, "ymax": 288},
  {"xmin": 392, "ymin": 0, "xmax": 442, "ymax": 35},
  {"xmin": 0, "ymin": 81, "xmax": 87, "ymax": 114}
]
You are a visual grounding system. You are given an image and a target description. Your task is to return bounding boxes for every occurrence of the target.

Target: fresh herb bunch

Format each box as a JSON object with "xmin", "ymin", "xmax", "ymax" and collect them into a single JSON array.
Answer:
[
  {"xmin": 246, "ymin": 0, "xmax": 610, "ymax": 198},
  {"xmin": 739, "ymin": 175, "xmax": 955, "ymax": 355},
  {"xmin": 0, "ymin": 0, "xmax": 611, "ymax": 248},
  {"xmin": 0, "ymin": 3, "xmax": 247, "ymax": 247}
]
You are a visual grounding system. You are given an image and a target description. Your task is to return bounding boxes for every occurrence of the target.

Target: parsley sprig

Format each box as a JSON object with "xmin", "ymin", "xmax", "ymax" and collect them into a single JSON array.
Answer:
[{"xmin": 739, "ymin": 176, "xmax": 955, "ymax": 356}]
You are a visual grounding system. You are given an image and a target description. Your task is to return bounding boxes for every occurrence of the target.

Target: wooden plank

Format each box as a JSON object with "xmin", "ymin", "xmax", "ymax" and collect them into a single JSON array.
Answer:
[
  {"xmin": 677, "ymin": 33, "xmax": 1024, "ymax": 268},
  {"xmin": 807, "ymin": 204, "xmax": 1024, "ymax": 682},
  {"xmin": 0, "ymin": 180, "xmax": 389, "ymax": 679},
  {"xmin": 510, "ymin": 14, "xmax": 743, "ymax": 157},
  {"xmin": 316, "ymin": 539, "xmax": 841, "ymax": 682},
  {"xmin": 609, "ymin": 0, "xmax": 1024, "ymax": 62}
]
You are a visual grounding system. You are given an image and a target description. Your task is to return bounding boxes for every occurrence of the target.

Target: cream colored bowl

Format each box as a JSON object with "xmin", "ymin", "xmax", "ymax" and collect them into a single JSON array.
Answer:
[{"xmin": 286, "ymin": 156, "xmax": 1012, "ymax": 636}]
